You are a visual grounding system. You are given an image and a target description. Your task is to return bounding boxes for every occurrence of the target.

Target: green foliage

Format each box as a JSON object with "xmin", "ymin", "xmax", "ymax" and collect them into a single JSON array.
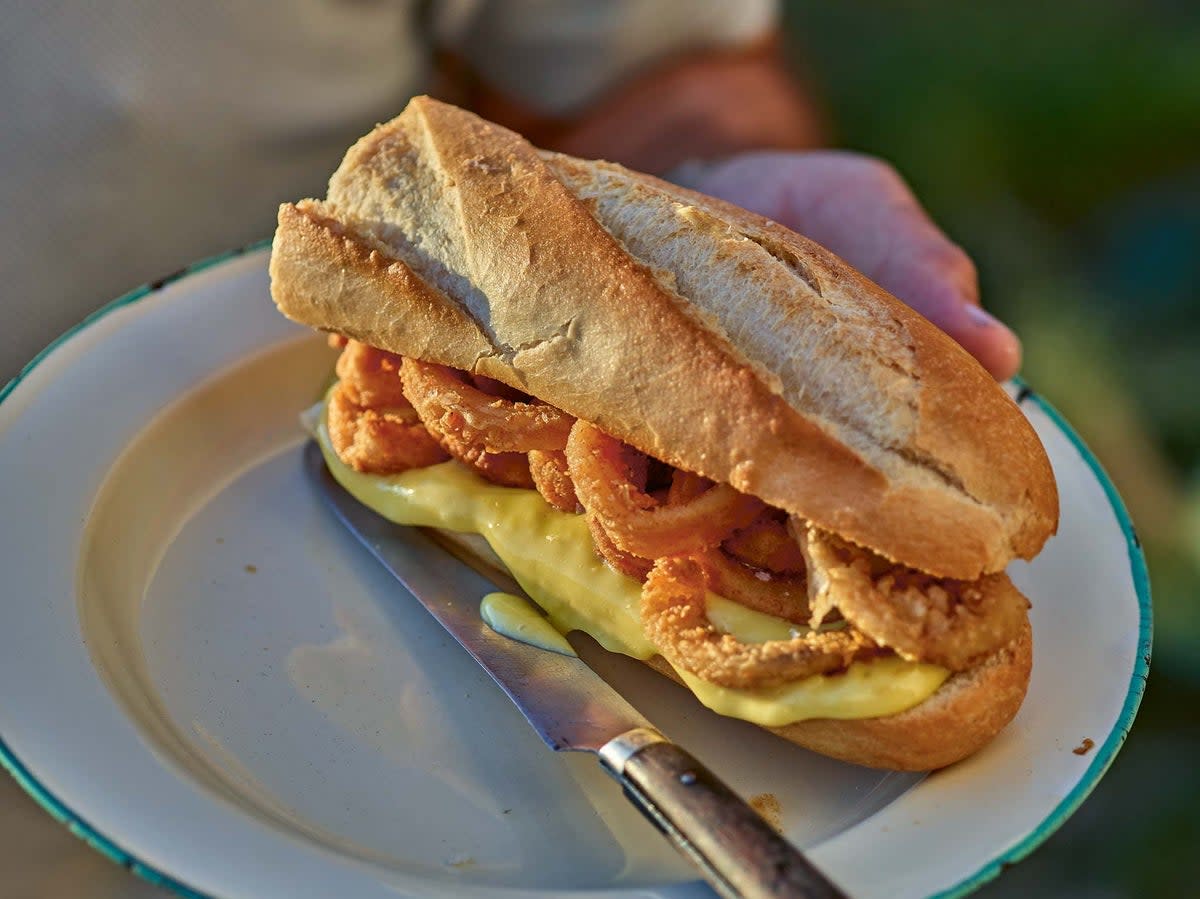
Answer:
[{"xmin": 785, "ymin": 2, "xmax": 1200, "ymax": 225}]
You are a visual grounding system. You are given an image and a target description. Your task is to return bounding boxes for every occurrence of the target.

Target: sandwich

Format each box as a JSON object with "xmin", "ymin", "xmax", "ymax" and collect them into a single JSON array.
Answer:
[{"xmin": 269, "ymin": 96, "xmax": 1059, "ymax": 771}]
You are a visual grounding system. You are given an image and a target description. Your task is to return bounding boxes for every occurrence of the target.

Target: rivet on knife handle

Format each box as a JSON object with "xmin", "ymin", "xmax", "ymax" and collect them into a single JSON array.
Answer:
[{"xmin": 600, "ymin": 728, "xmax": 849, "ymax": 899}]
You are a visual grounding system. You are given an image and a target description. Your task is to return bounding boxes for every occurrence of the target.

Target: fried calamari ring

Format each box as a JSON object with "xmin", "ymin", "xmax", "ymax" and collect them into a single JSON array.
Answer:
[
  {"xmin": 667, "ymin": 474, "xmax": 810, "ymax": 622},
  {"xmin": 335, "ymin": 340, "xmax": 410, "ymax": 408},
  {"xmin": 581, "ymin": 447, "xmax": 651, "ymax": 577},
  {"xmin": 588, "ymin": 514, "xmax": 653, "ymax": 580},
  {"xmin": 566, "ymin": 422, "xmax": 763, "ymax": 558},
  {"xmin": 722, "ymin": 513, "xmax": 807, "ymax": 575},
  {"xmin": 398, "ymin": 357, "xmax": 537, "ymax": 488},
  {"xmin": 529, "ymin": 450, "xmax": 578, "ymax": 513},
  {"xmin": 326, "ymin": 382, "xmax": 449, "ymax": 475},
  {"xmin": 400, "ymin": 358, "xmax": 574, "ymax": 453},
  {"xmin": 665, "ymin": 468, "xmax": 710, "ymax": 504},
  {"xmin": 697, "ymin": 550, "xmax": 810, "ymax": 625},
  {"xmin": 642, "ymin": 557, "xmax": 878, "ymax": 689},
  {"xmin": 662, "ymin": 471, "xmax": 809, "ymax": 621},
  {"xmin": 427, "ymin": 424, "xmax": 535, "ymax": 489},
  {"xmin": 798, "ymin": 523, "xmax": 1030, "ymax": 671}
]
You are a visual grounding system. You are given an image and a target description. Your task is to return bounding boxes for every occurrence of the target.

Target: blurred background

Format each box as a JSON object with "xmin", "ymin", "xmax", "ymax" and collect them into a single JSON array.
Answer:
[
  {"xmin": 1, "ymin": 1, "xmax": 1197, "ymax": 896},
  {"xmin": 782, "ymin": 2, "xmax": 1199, "ymax": 896}
]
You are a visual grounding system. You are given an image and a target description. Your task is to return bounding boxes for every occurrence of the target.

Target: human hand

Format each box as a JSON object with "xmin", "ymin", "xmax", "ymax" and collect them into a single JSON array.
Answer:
[{"xmin": 673, "ymin": 151, "xmax": 1021, "ymax": 380}]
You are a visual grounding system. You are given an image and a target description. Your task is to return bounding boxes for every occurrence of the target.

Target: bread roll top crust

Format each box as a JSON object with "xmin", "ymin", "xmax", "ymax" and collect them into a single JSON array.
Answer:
[{"xmin": 270, "ymin": 96, "xmax": 1058, "ymax": 579}]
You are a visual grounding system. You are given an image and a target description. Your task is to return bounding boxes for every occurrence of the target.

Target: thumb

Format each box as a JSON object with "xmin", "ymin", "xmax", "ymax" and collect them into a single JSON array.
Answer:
[{"xmin": 872, "ymin": 245, "xmax": 1022, "ymax": 381}]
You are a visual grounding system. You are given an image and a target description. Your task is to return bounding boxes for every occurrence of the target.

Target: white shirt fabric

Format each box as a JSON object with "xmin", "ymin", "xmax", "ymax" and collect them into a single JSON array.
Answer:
[{"xmin": 0, "ymin": 0, "xmax": 776, "ymax": 379}]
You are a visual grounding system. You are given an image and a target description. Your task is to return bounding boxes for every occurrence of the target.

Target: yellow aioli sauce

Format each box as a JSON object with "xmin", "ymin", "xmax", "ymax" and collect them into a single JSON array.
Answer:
[
  {"xmin": 480, "ymin": 591, "xmax": 577, "ymax": 657},
  {"xmin": 314, "ymin": 408, "xmax": 949, "ymax": 725}
]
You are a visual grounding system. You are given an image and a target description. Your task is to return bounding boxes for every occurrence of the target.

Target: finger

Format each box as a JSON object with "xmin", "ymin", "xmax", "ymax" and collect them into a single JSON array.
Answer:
[
  {"xmin": 883, "ymin": 255, "xmax": 1022, "ymax": 382},
  {"xmin": 961, "ymin": 305, "xmax": 1023, "ymax": 382},
  {"xmin": 690, "ymin": 152, "xmax": 1022, "ymax": 380},
  {"xmin": 869, "ymin": 230, "xmax": 1022, "ymax": 381}
]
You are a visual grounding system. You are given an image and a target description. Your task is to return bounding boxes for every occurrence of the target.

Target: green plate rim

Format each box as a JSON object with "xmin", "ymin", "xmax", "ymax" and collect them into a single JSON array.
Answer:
[
  {"xmin": 0, "ymin": 244, "xmax": 1152, "ymax": 899},
  {"xmin": 928, "ymin": 379, "xmax": 1152, "ymax": 899},
  {"xmin": 0, "ymin": 239, "xmax": 271, "ymax": 899}
]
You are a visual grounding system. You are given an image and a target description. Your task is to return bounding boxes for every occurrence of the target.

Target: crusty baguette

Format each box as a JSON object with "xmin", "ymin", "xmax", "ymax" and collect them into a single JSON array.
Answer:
[{"xmin": 271, "ymin": 97, "xmax": 1056, "ymax": 579}]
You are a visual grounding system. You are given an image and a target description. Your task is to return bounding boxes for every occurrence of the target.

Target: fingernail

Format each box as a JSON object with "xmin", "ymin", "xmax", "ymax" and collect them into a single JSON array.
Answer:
[
  {"xmin": 965, "ymin": 304, "xmax": 1020, "ymax": 345},
  {"xmin": 963, "ymin": 305, "xmax": 1022, "ymax": 379},
  {"xmin": 965, "ymin": 305, "xmax": 1003, "ymax": 329}
]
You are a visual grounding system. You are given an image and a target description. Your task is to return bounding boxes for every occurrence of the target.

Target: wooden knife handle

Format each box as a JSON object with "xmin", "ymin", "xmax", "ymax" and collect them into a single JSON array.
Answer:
[{"xmin": 600, "ymin": 729, "xmax": 849, "ymax": 899}]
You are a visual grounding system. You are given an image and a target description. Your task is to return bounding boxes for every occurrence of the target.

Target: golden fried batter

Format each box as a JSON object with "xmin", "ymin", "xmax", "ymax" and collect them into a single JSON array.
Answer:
[
  {"xmin": 798, "ymin": 524, "xmax": 1029, "ymax": 671},
  {"xmin": 529, "ymin": 449, "xmax": 578, "ymax": 513},
  {"xmin": 335, "ymin": 339, "xmax": 410, "ymax": 408},
  {"xmin": 641, "ymin": 556, "xmax": 877, "ymax": 689},
  {"xmin": 587, "ymin": 514, "xmax": 653, "ymax": 580},
  {"xmin": 722, "ymin": 513, "xmax": 807, "ymax": 575},
  {"xmin": 400, "ymin": 357, "xmax": 574, "ymax": 453},
  {"xmin": 697, "ymin": 549, "xmax": 811, "ymax": 625},
  {"xmin": 566, "ymin": 422, "xmax": 762, "ymax": 559},
  {"xmin": 326, "ymin": 383, "xmax": 448, "ymax": 474}
]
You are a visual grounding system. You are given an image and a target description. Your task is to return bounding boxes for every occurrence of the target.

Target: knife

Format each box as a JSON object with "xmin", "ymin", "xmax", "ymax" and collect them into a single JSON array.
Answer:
[{"xmin": 304, "ymin": 441, "xmax": 848, "ymax": 899}]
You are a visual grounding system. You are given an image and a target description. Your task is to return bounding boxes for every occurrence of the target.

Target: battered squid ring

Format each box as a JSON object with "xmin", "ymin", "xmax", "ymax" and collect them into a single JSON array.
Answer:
[
  {"xmin": 642, "ymin": 557, "xmax": 878, "ymax": 689},
  {"xmin": 423, "ymin": 418, "xmax": 535, "ymax": 489},
  {"xmin": 722, "ymin": 513, "xmax": 807, "ymax": 575},
  {"xmin": 670, "ymin": 474, "xmax": 810, "ymax": 623},
  {"xmin": 665, "ymin": 468, "xmax": 710, "ymax": 504},
  {"xmin": 797, "ymin": 522, "xmax": 1029, "ymax": 671},
  {"xmin": 585, "ymin": 449, "xmax": 652, "ymax": 578},
  {"xmin": 587, "ymin": 514, "xmax": 653, "ymax": 580},
  {"xmin": 529, "ymin": 450, "xmax": 578, "ymax": 513},
  {"xmin": 697, "ymin": 549, "xmax": 810, "ymax": 626},
  {"xmin": 566, "ymin": 422, "xmax": 763, "ymax": 558},
  {"xmin": 398, "ymin": 357, "xmax": 541, "ymax": 488},
  {"xmin": 334, "ymin": 339, "xmax": 410, "ymax": 409},
  {"xmin": 576, "ymin": 438, "xmax": 684, "ymax": 577},
  {"xmin": 326, "ymin": 382, "xmax": 449, "ymax": 475},
  {"xmin": 400, "ymin": 358, "xmax": 575, "ymax": 453}
]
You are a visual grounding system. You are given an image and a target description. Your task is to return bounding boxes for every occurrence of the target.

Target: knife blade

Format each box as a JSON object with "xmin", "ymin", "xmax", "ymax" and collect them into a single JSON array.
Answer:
[{"xmin": 303, "ymin": 440, "xmax": 848, "ymax": 899}]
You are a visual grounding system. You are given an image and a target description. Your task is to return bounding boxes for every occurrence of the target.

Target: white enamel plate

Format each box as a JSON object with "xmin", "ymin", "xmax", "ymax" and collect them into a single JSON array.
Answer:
[{"xmin": 0, "ymin": 246, "xmax": 1150, "ymax": 899}]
